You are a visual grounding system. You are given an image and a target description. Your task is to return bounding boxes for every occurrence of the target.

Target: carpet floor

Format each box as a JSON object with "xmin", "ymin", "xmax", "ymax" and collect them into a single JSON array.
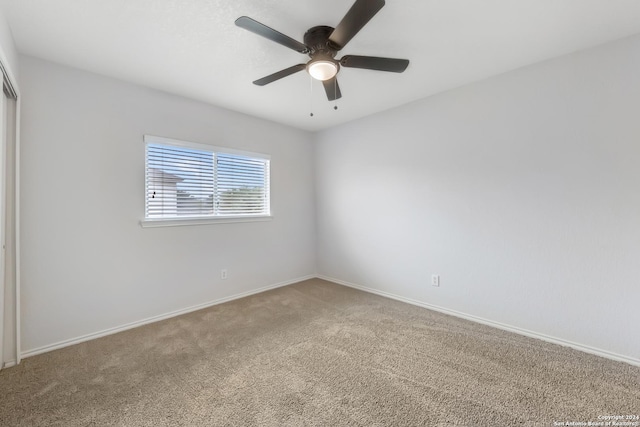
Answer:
[{"xmin": 0, "ymin": 278, "xmax": 638, "ymax": 426}]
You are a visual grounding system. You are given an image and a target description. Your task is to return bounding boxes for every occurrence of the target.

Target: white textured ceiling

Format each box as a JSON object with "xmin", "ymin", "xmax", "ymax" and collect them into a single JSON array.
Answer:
[{"xmin": 2, "ymin": 0, "xmax": 640, "ymax": 131}]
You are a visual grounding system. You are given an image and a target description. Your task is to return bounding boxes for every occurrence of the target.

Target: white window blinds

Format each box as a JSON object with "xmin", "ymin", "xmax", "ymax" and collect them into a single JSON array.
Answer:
[{"xmin": 145, "ymin": 136, "xmax": 270, "ymax": 220}]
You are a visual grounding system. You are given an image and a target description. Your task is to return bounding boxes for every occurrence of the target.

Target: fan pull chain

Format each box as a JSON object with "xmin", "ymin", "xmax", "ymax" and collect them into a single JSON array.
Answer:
[
  {"xmin": 334, "ymin": 78, "xmax": 338, "ymax": 110},
  {"xmin": 309, "ymin": 75, "xmax": 314, "ymax": 117}
]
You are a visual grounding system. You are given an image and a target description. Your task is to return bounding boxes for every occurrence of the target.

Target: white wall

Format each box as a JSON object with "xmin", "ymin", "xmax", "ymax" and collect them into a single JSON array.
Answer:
[
  {"xmin": 315, "ymin": 34, "xmax": 640, "ymax": 362},
  {"xmin": 19, "ymin": 56, "xmax": 316, "ymax": 353}
]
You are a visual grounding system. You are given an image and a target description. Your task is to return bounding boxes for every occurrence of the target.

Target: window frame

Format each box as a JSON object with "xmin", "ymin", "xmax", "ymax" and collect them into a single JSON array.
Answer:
[{"xmin": 140, "ymin": 135, "xmax": 272, "ymax": 228}]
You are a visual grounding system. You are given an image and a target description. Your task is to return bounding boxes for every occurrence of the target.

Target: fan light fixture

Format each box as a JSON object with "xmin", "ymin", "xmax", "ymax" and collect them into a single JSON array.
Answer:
[{"xmin": 307, "ymin": 59, "xmax": 338, "ymax": 81}]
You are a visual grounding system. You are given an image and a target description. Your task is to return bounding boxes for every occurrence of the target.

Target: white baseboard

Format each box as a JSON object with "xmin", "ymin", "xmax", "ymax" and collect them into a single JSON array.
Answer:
[
  {"xmin": 18, "ymin": 274, "xmax": 639, "ymax": 368},
  {"xmin": 317, "ymin": 275, "xmax": 640, "ymax": 368},
  {"xmin": 21, "ymin": 275, "xmax": 316, "ymax": 360},
  {"xmin": 2, "ymin": 360, "xmax": 16, "ymax": 369}
]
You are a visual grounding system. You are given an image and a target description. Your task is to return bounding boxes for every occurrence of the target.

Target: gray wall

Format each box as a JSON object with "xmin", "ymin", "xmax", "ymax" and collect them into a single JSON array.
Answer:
[
  {"xmin": 19, "ymin": 56, "xmax": 316, "ymax": 353},
  {"xmin": 315, "ymin": 34, "xmax": 640, "ymax": 361}
]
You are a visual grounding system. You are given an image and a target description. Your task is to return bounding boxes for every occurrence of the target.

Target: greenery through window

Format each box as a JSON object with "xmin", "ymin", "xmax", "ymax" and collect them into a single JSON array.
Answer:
[{"xmin": 145, "ymin": 136, "xmax": 270, "ymax": 219}]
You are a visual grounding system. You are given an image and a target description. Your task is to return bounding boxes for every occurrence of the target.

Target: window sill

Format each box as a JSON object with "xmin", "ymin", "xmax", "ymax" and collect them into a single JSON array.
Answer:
[{"xmin": 140, "ymin": 215, "xmax": 273, "ymax": 228}]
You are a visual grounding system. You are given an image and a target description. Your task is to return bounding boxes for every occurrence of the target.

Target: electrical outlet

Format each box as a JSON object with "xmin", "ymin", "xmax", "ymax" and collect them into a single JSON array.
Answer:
[
  {"xmin": 431, "ymin": 274, "xmax": 440, "ymax": 287},
  {"xmin": 221, "ymin": 269, "xmax": 228, "ymax": 280}
]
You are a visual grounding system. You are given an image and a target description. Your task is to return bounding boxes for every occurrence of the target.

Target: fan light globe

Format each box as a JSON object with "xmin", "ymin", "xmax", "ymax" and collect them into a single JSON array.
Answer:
[{"xmin": 308, "ymin": 60, "xmax": 338, "ymax": 81}]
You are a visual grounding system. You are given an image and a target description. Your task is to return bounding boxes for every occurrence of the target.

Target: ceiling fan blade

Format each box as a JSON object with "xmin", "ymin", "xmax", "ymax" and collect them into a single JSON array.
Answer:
[
  {"xmin": 340, "ymin": 55, "xmax": 409, "ymax": 72},
  {"xmin": 322, "ymin": 77, "xmax": 342, "ymax": 101},
  {"xmin": 253, "ymin": 64, "xmax": 306, "ymax": 86},
  {"xmin": 235, "ymin": 16, "xmax": 308, "ymax": 53},
  {"xmin": 328, "ymin": 0, "xmax": 385, "ymax": 50}
]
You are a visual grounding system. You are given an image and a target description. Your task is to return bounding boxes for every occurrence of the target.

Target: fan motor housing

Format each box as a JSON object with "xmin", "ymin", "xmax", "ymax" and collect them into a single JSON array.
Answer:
[{"xmin": 304, "ymin": 26, "xmax": 337, "ymax": 57}]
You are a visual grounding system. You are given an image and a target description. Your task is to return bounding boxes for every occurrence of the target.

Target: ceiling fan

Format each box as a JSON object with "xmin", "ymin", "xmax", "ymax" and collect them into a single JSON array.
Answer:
[{"xmin": 235, "ymin": 0, "xmax": 410, "ymax": 102}]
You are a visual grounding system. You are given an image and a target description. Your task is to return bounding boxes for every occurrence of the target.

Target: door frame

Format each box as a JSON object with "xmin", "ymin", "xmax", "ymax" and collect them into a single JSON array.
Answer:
[
  {"xmin": 0, "ymin": 53, "xmax": 20, "ymax": 368},
  {"xmin": 0, "ymin": 89, "xmax": 4, "ymax": 368}
]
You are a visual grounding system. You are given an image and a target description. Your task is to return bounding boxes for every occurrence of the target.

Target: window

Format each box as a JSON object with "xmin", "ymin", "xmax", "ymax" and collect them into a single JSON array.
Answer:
[{"xmin": 143, "ymin": 135, "xmax": 270, "ymax": 226}]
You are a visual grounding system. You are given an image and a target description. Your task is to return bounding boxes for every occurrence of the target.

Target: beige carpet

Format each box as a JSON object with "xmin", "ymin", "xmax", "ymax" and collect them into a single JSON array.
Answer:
[{"xmin": 0, "ymin": 279, "xmax": 638, "ymax": 426}]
